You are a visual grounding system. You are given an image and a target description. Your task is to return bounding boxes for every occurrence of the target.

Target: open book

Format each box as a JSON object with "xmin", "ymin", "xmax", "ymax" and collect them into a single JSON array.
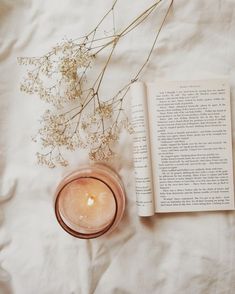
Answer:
[{"xmin": 131, "ymin": 79, "xmax": 235, "ymax": 216}]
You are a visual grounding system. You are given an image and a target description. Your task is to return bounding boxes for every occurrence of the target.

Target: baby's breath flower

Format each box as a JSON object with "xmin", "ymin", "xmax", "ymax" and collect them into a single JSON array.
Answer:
[
  {"xmin": 97, "ymin": 103, "xmax": 113, "ymax": 119},
  {"xmin": 121, "ymin": 118, "xmax": 134, "ymax": 134},
  {"xmin": 18, "ymin": 0, "xmax": 172, "ymax": 167},
  {"xmin": 55, "ymin": 154, "xmax": 69, "ymax": 167}
]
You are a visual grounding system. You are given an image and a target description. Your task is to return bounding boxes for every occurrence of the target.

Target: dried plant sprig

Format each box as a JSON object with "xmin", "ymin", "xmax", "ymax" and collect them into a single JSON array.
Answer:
[{"xmin": 18, "ymin": 0, "xmax": 173, "ymax": 167}]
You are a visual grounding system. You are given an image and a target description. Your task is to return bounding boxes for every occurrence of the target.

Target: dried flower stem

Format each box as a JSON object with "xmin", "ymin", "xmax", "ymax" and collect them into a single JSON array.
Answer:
[{"xmin": 18, "ymin": 0, "xmax": 173, "ymax": 167}]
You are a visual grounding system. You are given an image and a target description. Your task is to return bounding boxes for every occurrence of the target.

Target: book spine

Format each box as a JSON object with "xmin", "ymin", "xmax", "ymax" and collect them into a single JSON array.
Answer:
[{"xmin": 130, "ymin": 82, "xmax": 155, "ymax": 216}]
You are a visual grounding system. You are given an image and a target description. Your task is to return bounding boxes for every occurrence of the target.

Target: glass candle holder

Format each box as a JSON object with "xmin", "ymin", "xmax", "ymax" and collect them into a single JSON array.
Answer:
[{"xmin": 54, "ymin": 164, "xmax": 126, "ymax": 239}]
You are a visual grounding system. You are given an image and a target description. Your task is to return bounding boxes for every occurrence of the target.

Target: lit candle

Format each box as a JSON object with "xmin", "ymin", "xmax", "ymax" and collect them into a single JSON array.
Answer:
[
  {"xmin": 58, "ymin": 178, "xmax": 116, "ymax": 234},
  {"xmin": 54, "ymin": 165, "xmax": 125, "ymax": 238}
]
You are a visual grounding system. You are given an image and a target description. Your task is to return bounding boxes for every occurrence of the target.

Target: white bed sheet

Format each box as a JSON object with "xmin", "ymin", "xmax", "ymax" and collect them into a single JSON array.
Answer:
[{"xmin": 0, "ymin": 0, "xmax": 235, "ymax": 293}]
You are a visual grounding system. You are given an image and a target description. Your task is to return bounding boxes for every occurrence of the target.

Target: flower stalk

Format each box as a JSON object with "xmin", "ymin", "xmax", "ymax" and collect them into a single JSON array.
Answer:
[{"xmin": 18, "ymin": 0, "xmax": 173, "ymax": 167}]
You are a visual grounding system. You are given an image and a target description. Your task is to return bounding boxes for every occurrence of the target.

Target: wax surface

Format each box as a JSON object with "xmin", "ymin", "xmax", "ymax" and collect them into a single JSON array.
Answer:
[{"xmin": 58, "ymin": 178, "xmax": 116, "ymax": 233}]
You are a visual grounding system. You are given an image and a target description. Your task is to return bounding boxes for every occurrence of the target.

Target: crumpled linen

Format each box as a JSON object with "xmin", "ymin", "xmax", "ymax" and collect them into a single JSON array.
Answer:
[{"xmin": 0, "ymin": 0, "xmax": 235, "ymax": 293}]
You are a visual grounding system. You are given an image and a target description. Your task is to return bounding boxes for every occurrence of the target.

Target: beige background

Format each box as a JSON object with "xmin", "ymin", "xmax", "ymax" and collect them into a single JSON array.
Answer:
[{"xmin": 0, "ymin": 0, "xmax": 235, "ymax": 293}]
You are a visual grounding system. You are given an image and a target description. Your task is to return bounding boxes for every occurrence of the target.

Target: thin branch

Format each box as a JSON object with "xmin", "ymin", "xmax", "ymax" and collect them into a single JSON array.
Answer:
[{"xmin": 19, "ymin": 0, "xmax": 174, "ymax": 167}]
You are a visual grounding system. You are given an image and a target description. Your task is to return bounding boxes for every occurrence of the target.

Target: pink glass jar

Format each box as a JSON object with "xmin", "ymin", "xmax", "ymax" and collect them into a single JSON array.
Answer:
[{"xmin": 54, "ymin": 164, "xmax": 126, "ymax": 239}]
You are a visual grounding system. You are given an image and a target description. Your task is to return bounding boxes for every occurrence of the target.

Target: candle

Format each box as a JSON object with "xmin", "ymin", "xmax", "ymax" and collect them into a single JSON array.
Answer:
[
  {"xmin": 58, "ymin": 178, "xmax": 116, "ymax": 234},
  {"xmin": 54, "ymin": 165, "xmax": 125, "ymax": 238}
]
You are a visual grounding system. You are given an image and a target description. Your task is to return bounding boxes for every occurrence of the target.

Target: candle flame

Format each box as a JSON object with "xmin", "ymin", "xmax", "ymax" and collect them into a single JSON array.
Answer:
[{"xmin": 87, "ymin": 195, "xmax": 95, "ymax": 206}]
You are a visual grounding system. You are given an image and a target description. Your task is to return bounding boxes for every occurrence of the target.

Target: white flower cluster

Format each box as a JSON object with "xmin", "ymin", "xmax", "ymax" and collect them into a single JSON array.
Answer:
[
  {"xmin": 18, "ymin": 0, "xmax": 171, "ymax": 167},
  {"xmin": 18, "ymin": 41, "xmax": 93, "ymax": 109}
]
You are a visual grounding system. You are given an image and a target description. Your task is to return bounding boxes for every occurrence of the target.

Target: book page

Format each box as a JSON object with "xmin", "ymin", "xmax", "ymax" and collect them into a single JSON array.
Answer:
[
  {"xmin": 147, "ymin": 79, "xmax": 234, "ymax": 212},
  {"xmin": 131, "ymin": 82, "xmax": 155, "ymax": 216}
]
